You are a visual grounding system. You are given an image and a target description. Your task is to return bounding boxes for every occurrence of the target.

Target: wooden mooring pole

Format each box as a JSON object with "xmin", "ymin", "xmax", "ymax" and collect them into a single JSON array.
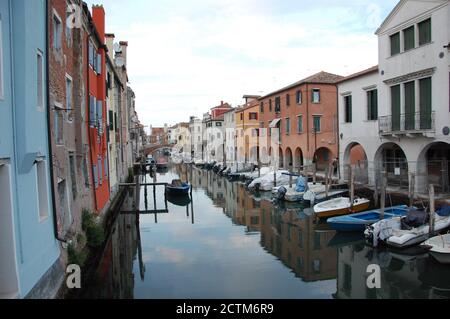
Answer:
[
  {"xmin": 408, "ymin": 172, "xmax": 415, "ymax": 208},
  {"xmin": 350, "ymin": 165, "xmax": 355, "ymax": 208},
  {"xmin": 429, "ymin": 184, "xmax": 435, "ymax": 236},
  {"xmin": 380, "ymin": 172, "xmax": 386, "ymax": 220}
]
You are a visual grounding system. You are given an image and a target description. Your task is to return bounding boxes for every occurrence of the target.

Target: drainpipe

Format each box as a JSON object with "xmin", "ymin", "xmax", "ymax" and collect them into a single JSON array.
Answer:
[
  {"xmin": 306, "ymin": 84, "xmax": 310, "ymax": 156},
  {"xmin": 46, "ymin": 0, "xmax": 67, "ymax": 243}
]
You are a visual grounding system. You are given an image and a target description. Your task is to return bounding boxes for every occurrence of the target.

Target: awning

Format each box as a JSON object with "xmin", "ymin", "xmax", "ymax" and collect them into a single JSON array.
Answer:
[{"xmin": 269, "ymin": 118, "xmax": 282, "ymax": 128}]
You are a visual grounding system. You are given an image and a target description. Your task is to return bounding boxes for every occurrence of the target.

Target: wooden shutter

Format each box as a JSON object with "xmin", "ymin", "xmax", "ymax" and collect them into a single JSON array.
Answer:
[
  {"xmin": 419, "ymin": 77, "xmax": 432, "ymax": 129},
  {"xmin": 390, "ymin": 33, "xmax": 400, "ymax": 55},
  {"xmin": 391, "ymin": 85, "xmax": 401, "ymax": 131},
  {"xmin": 404, "ymin": 81, "xmax": 415, "ymax": 130},
  {"xmin": 403, "ymin": 26, "xmax": 415, "ymax": 51},
  {"xmin": 419, "ymin": 18, "xmax": 431, "ymax": 46},
  {"xmin": 89, "ymin": 96, "xmax": 96, "ymax": 126}
]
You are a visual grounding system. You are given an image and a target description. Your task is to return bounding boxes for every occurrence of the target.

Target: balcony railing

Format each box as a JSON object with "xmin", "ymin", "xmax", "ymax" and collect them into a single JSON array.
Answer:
[{"xmin": 379, "ymin": 111, "xmax": 435, "ymax": 135}]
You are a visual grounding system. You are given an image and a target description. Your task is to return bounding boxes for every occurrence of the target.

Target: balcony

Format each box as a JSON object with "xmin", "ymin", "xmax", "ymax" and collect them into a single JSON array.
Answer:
[{"xmin": 379, "ymin": 111, "xmax": 435, "ymax": 136}]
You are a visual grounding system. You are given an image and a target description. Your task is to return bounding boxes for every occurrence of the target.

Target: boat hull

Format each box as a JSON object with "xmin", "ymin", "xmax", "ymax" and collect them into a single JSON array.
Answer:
[
  {"xmin": 165, "ymin": 185, "xmax": 190, "ymax": 196},
  {"xmin": 316, "ymin": 202, "xmax": 370, "ymax": 219},
  {"xmin": 430, "ymin": 251, "xmax": 450, "ymax": 264}
]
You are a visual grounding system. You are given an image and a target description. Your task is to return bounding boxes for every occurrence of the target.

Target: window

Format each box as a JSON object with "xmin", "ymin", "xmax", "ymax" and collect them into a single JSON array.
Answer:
[
  {"xmin": 419, "ymin": 77, "xmax": 432, "ymax": 129},
  {"xmin": 97, "ymin": 100, "xmax": 103, "ymax": 129},
  {"xmin": 104, "ymin": 157, "xmax": 108, "ymax": 178},
  {"xmin": 344, "ymin": 95, "xmax": 352, "ymax": 123},
  {"xmin": 89, "ymin": 42, "xmax": 94, "ymax": 67},
  {"xmin": 275, "ymin": 97, "xmax": 281, "ymax": 113},
  {"xmin": 82, "ymin": 158, "xmax": 89, "ymax": 188},
  {"xmin": 93, "ymin": 164, "xmax": 98, "ymax": 188},
  {"xmin": 286, "ymin": 94, "xmax": 290, "ymax": 106},
  {"xmin": 54, "ymin": 105, "xmax": 64, "ymax": 145},
  {"xmin": 53, "ymin": 13, "xmax": 62, "ymax": 50},
  {"xmin": 89, "ymin": 95, "xmax": 96, "ymax": 127},
  {"xmin": 69, "ymin": 153, "xmax": 77, "ymax": 200},
  {"xmin": 98, "ymin": 157, "xmax": 102, "ymax": 185},
  {"xmin": 249, "ymin": 112, "xmax": 257, "ymax": 120},
  {"xmin": 403, "ymin": 26, "xmax": 415, "ymax": 51},
  {"xmin": 312, "ymin": 89, "xmax": 320, "ymax": 103},
  {"xmin": 404, "ymin": 81, "xmax": 415, "ymax": 130},
  {"xmin": 36, "ymin": 160, "xmax": 49, "ymax": 221},
  {"xmin": 313, "ymin": 116, "xmax": 321, "ymax": 132},
  {"xmin": 391, "ymin": 85, "xmax": 401, "ymax": 131},
  {"xmin": 114, "ymin": 113, "xmax": 118, "ymax": 132},
  {"xmin": 0, "ymin": 16, "xmax": 4, "ymax": 100},
  {"xmin": 269, "ymin": 99, "xmax": 272, "ymax": 112},
  {"xmin": 216, "ymin": 122, "xmax": 222, "ymax": 127},
  {"xmin": 297, "ymin": 115, "xmax": 303, "ymax": 133},
  {"xmin": 96, "ymin": 53, "xmax": 102, "ymax": 75},
  {"xmin": 109, "ymin": 110, "xmax": 114, "ymax": 131},
  {"xmin": 285, "ymin": 118, "xmax": 290, "ymax": 135},
  {"xmin": 66, "ymin": 76, "xmax": 73, "ymax": 121},
  {"xmin": 390, "ymin": 32, "xmax": 400, "ymax": 56},
  {"xmin": 260, "ymin": 102, "xmax": 264, "ymax": 113},
  {"xmin": 367, "ymin": 89, "xmax": 378, "ymax": 121},
  {"xmin": 37, "ymin": 51, "xmax": 44, "ymax": 109},
  {"xmin": 66, "ymin": 9, "xmax": 72, "ymax": 43},
  {"xmin": 296, "ymin": 90, "xmax": 302, "ymax": 104},
  {"xmin": 240, "ymin": 113, "xmax": 243, "ymax": 121},
  {"xmin": 418, "ymin": 18, "xmax": 431, "ymax": 46}
]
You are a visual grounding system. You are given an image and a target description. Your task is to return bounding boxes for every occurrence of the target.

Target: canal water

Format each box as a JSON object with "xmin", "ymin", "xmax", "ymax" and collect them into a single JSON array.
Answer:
[{"xmin": 78, "ymin": 164, "xmax": 450, "ymax": 299}]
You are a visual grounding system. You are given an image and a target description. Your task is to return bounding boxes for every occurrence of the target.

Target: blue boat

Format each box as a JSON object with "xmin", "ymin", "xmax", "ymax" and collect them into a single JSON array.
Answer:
[
  {"xmin": 327, "ymin": 205, "xmax": 409, "ymax": 232},
  {"xmin": 165, "ymin": 179, "xmax": 191, "ymax": 196}
]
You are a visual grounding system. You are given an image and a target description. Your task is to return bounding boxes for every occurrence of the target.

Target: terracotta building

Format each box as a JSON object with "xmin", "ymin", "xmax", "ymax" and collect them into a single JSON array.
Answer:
[
  {"xmin": 235, "ymin": 97, "xmax": 260, "ymax": 166},
  {"xmin": 259, "ymin": 71, "xmax": 343, "ymax": 172}
]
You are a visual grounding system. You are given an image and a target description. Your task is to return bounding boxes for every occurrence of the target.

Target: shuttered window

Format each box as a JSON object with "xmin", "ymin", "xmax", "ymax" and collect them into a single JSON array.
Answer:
[
  {"xmin": 404, "ymin": 81, "xmax": 415, "ymax": 130},
  {"xmin": 419, "ymin": 77, "xmax": 432, "ymax": 129},
  {"xmin": 98, "ymin": 157, "xmax": 103, "ymax": 185},
  {"xmin": 367, "ymin": 89, "xmax": 378, "ymax": 121},
  {"xmin": 96, "ymin": 53, "xmax": 102, "ymax": 75},
  {"xmin": 297, "ymin": 116, "xmax": 303, "ymax": 133},
  {"xmin": 391, "ymin": 85, "xmax": 401, "ymax": 131},
  {"xmin": 296, "ymin": 90, "xmax": 302, "ymax": 104},
  {"xmin": 344, "ymin": 95, "xmax": 352, "ymax": 123},
  {"xmin": 260, "ymin": 102, "xmax": 264, "ymax": 113},
  {"xmin": 89, "ymin": 95, "xmax": 97, "ymax": 127},
  {"xmin": 418, "ymin": 18, "xmax": 431, "ymax": 46},
  {"xmin": 93, "ymin": 164, "xmax": 98, "ymax": 189},
  {"xmin": 286, "ymin": 118, "xmax": 290, "ymax": 135},
  {"xmin": 269, "ymin": 99, "xmax": 272, "ymax": 112},
  {"xmin": 313, "ymin": 116, "xmax": 321, "ymax": 133},
  {"xmin": 403, "ymin": 26, "xmax": 415, "ymax": 51},
  {"xmin": 286, "ymin": 94, "xmax": 290, "ymax": 106},
  {"xmin": 390, "ymin": 32, "xmax": 400, "ymax": 56},
  {"xmin": 89, "ymin": 42, "xmax": 94, "ymax": 67}
]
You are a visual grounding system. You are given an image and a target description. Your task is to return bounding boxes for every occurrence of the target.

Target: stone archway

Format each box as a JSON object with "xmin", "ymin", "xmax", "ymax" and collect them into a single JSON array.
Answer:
[
  {"xmin": 374, "ymin": 142, "xmax": 409, "ymax": 189},
  {"xmin": 285, "ymin": 147, "xmax": 293, "ymax": 171},
  {"xmin": 343, "ymin": 142, "xmax": 369, "ymax": 184},
  {"xmin": 416, "ymin": 142, "xmax": 450, "ymax": 194},
  {"xmin": 278, "ymin": 148, "xmax": 284, "ymax": 169},
  {"xmin": 314, "ymin": 147, "xmax": 333, "ymax": 171},
  {"xmin": 294, "ymin": 147, "xmax": 304, "ymax": 171}
]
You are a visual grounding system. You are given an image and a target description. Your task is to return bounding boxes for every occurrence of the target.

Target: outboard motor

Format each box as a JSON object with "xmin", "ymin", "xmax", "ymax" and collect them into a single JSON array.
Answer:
[{"xmin": 275, "ymin": 186, "xmax": 287, "ymax": 201}]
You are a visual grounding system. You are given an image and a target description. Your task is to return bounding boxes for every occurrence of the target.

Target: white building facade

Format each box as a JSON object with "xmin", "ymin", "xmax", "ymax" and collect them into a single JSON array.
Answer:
[{"xmin": 338, "ymin": 0, "xmax": 450, "ymax": 196}]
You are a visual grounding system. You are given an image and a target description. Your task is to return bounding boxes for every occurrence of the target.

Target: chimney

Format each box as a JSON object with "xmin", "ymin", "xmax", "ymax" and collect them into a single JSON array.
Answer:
[
  {"xmin": 92, "ymin": 5, "xmax": 105, "ymax": 40},
  {"xmin": 221, "ymin": 101, "xmax": 224, "ymax": 106},
  {"xmin": 118, "ymin": 41, "xmax": 128, "ymax": 67},
  {"xmin": 105, "ymin": 33, "xmax": 115, "ymax": 61}
]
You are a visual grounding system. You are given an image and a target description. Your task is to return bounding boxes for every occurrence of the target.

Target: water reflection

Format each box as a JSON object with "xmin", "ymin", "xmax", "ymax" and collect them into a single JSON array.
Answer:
[{"xmin": 77, "ymin": 165, "xmax": 450, "ymax": 299}]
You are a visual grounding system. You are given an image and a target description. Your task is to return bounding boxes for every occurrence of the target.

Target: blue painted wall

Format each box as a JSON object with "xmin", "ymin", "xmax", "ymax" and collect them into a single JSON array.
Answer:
[{"xmin": 0, "ymin": 0, "xmax": 60, "ymax": 298}]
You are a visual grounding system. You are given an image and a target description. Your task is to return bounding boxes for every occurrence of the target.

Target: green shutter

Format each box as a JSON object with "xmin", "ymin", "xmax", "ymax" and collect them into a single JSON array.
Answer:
[
  {"xmin": 419, "ymin": 77, "xmax": 432, "ymax": 129},
  {"xmin": 404, "ymin": 81, "xmax": 415, "ymax": 130},
  {"xmin": 391, "ymin": 85, "xmax": 401, "ymax": 131},
  {"xmin": 403, "ymin": 26, "xmax": 415, "ymax": 51},
  {"xmin": 348, "ymin": 96, "xmax": 352, "ymax": 123},
  {"xmin": 372, "ymin": 90, "xmax": 378, "ymax": 120},
  {"xmin": 419, "ymin": 18, "xmax": 431, "ymax": 46},
  {"xmin": 390, "ymin": 33, "xmax": 400, "ymax": 55}
]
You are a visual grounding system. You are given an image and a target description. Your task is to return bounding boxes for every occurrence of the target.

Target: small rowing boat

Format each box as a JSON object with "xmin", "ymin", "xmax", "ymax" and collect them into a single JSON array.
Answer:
[
  {"xmin": 165, "ymin": 179, "xmax": 191, "ymax": 196},
  {"xmin": 314, "ymin": 197, "xmax": 370, "ymax": 219}
]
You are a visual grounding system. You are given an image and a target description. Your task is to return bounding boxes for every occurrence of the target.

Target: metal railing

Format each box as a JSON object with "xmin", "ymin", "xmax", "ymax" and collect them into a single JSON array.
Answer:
[{"xmin": 379, "ymin": 111, "xmax": 435, "ymax": 135}]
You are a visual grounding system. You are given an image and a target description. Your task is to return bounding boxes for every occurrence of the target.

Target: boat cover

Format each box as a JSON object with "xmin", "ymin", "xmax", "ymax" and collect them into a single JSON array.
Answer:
[
  {"xmin": 437, "ymin": 205, "xmax": 450, "ymax": 217},
  {"xmin": 295, "ymin": 176, "xmax": 308, "ymax": 193},
  {"xmin": 401, "ymin": 208, "xmax": 429, "ymax": 230}
]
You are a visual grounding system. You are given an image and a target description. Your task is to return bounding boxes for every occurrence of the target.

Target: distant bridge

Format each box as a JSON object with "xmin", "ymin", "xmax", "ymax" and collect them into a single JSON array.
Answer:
[{"xmin": 142, "ymin": 143, "xmax": 174, "ymax": 156}]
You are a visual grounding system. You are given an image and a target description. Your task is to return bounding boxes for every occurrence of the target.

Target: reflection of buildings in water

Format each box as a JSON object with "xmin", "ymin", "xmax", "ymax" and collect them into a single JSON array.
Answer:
[
  {"xmin": 234, "ymin": 185, "xmax": 261, "ymax": 233},
  {"xmin": 334, "ymin": 244, "xmax": 448, "ymax": 299},
  {"xmin": 89, "ymin": 194, "xmax": 138, "ymax": 299},
  {"xmin": 259, "ymin": 202, "xmax": 337, "ymax": 282}
]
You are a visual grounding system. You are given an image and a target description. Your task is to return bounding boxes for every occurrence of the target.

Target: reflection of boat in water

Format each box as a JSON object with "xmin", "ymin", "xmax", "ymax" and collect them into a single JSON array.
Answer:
[
  {"xmin": 328, "ymin": 232, "xmax": 365, "ymax": 248},
  {"xmin": 421, "ymin": 234, "xmax": 450, "ymax": 264},
  {"xmin": 167, "ymin": 195, "xmax": 192, "ymax": 207},
  {"xmin": 419, "ymin": 257, "xmax": 450, "ymax": 298}
]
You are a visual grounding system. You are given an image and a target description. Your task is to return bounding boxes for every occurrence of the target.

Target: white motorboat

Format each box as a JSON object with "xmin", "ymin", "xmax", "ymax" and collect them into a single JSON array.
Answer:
[
  {"xmin": 422, "ymin": 234, "xmax": 450, "ymax": 264},
  {"xmin": 365, "ymin": 209, "xmax": 450, "ymax": 248}
]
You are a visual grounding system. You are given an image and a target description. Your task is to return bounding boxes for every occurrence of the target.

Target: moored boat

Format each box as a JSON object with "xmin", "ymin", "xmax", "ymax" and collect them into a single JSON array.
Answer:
[
  {"xmin": 314, "ymin": 197, "xmax": 370, "ymax": 219},
  {"xmin": 156, "ymin": 157, "xmax": 169, "ymax": 169},
  {"xmin": 421, "ymin": 234, "xmax": 450, "ymax": 264},
  {"xmin": 165, "ymin": 179, "xmax": 191, "ymax": 196},
  {"xmin": 327, "ymin": 205, "xmax": 409, "ymax": 232}
]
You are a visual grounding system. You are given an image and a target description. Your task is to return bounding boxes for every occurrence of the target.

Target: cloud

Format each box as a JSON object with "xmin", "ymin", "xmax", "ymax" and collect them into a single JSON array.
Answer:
[{"xmin": 84, "ymin": 0, "xmax": 398, "ymax": 126}]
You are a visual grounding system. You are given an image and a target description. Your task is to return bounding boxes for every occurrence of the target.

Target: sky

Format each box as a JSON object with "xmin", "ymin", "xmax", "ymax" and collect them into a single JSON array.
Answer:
[{"xmin": 84, "ymin": 0, "xmax": 399, "ymax": 129}]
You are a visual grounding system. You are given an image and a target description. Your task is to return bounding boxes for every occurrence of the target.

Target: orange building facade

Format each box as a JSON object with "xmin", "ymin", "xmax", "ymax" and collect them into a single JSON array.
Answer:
[
  {"xmin": 258, "ymin": 72, "xmax": 343, "ymax": 172},
  {"xmin": 235, "ymin": 99, "xmax": 260, "ymax": 165},
  {"xmin": 87, "ymin": 6, "xmax": 109, "ymax": 213}
]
